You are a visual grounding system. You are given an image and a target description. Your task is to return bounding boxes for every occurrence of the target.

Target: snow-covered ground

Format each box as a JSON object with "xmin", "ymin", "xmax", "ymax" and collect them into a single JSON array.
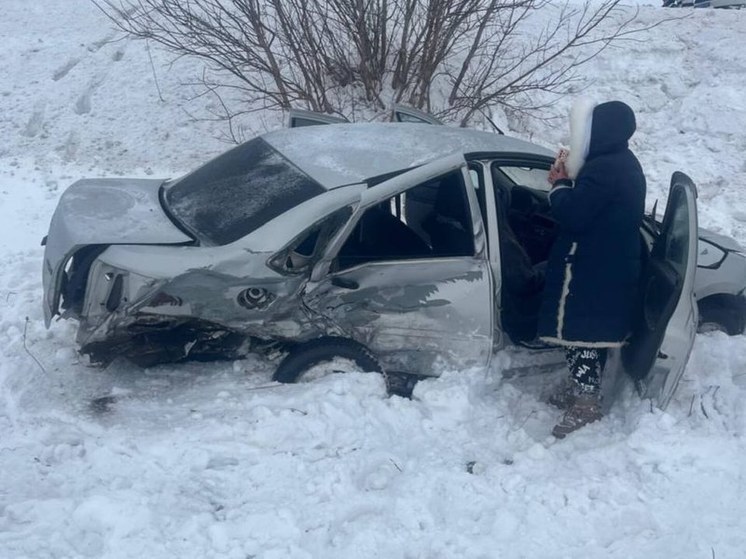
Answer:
[{"xmin": 2, "ymin": 2, "xmax": 746, "ymax": 558}]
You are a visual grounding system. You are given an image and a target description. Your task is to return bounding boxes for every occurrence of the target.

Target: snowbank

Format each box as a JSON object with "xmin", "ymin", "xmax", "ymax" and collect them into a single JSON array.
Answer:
[{"xmin": 1, "ymin": 2, "xmax": 745, "ymax": 558}]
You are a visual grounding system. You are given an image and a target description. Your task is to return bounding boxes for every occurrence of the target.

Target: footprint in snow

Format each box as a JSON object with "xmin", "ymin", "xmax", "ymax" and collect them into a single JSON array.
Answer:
[
  {"xmin": 74, "ymin": 76, "xmax": 106, "ymax": 115},
  {"xmin": 22, "ymin": 101, "xmax": 45, "ymax": 137},
  {"xmin": 52, "ymin": 58, "xmax": 80, "ymax": 81},
  {"xmin": 87, "ymin": 32, "xmax": 116, "ymax": 53}
]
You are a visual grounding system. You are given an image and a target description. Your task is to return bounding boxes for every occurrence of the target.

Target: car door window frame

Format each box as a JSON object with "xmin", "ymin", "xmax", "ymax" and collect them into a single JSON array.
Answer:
[
  {"xmin": 391, "ymin": 104, "xmax": 444, "ymax": 125},
  {"xmin": 310, "ymin": 153, "xmax": 486, "ymax": 281},
  {"xmin": 287, "ymin": 109, "xmax": 349, "ymax": 128},
  {"xmin": 268, "ymin": 206, "xmax": 354, "ymax": 275},
  {"xmin": 469, "ymin": 154, "xmax": 554, "ymax": 268}
]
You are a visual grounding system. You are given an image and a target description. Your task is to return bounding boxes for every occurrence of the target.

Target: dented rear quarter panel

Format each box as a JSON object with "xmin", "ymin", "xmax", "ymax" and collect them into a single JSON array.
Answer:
[
  {"xmin": 77, "ymin": 184, "xmax": 370, "ymax": 345},
  {"xmin": 83, "ymin": 243, "xmax": 321, "ymax": 345}
]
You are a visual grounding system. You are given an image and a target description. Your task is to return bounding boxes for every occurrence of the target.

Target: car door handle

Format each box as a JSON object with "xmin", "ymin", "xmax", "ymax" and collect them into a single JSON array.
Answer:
[{"xmin": 331, "ymin": 277, "xmax": 359, "ymax": 290}]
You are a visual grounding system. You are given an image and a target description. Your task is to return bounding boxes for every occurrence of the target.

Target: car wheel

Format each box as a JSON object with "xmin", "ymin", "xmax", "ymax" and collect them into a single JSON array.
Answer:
[
  {"xmin": 697, "ymin": 296, "xmax": 746, "ymax": 335},
  {"xmin": 273, "ymin": 336, "xmax": 385, "ymax": 384}
]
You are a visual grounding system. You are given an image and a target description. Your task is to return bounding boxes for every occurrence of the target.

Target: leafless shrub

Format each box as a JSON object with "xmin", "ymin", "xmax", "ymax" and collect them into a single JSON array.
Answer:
[{"xmin": 93, "ymin": 0, "xmax": 680, "ymax": 134}]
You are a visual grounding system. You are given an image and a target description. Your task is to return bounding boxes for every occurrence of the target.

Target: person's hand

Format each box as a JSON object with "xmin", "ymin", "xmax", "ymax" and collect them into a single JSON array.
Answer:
[{"xmin": 548, "ymin": 160, "xmax": 569, "ymax": 185}]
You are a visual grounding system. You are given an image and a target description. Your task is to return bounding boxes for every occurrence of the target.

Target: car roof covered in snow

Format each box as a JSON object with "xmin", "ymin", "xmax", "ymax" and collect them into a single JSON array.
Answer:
[{"xmin": 262, "ymin": 123, "xmax": 553, "ymax": 189}]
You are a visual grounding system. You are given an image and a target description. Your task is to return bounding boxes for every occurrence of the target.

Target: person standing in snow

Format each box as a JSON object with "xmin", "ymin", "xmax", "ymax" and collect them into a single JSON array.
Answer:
[{"xmin": 538, "ymin": 99, "xmax": 646, "ymax": 438}]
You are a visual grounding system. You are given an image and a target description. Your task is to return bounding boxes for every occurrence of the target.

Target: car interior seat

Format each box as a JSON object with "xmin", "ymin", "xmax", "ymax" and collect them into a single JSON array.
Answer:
[
  {"xmin": 421, "ymin": 176, "xmax": 474, "ymax": 256},
  {"xmin": 337, "ymin": 205, "xmax": 432, "ymax": 267},
  {"xmin": 495, "ymin": 185, "xmax": 543, "ymax": 296},
  {"xmin": 494, "ymin": 183, "xmax": 546, "ymax": 342}
]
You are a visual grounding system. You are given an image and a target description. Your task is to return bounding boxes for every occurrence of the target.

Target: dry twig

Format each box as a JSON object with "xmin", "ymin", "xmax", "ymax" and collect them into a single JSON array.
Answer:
[
  {"xmin": 93, "ymin": 0, "xmax": 685, "ymax": 133},
  {"xmin": 23, "ymin": 317, "xmax": 48, "ymax": 376}
]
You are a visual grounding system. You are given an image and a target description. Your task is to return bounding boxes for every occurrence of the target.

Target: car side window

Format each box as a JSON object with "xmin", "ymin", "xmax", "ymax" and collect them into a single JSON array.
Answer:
[
  {"xmin": 270, "ymin": 207, "xmax": 352, "ymax": 274},
  {"xmin": 336, "ymin": 170, "xmax": 475, "ymax": 270},
  {"xmin": 655, "ymin": 187, "xmax": 690, "ymax": 272}
]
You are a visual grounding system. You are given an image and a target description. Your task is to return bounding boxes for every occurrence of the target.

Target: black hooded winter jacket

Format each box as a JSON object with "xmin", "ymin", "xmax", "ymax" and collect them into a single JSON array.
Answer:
[{"xmin": 537, "ymin": 101, "xmax": 647, "ymax": 347}]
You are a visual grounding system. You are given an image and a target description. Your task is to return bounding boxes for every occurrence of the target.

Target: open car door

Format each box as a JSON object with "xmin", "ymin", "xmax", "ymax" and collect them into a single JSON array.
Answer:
[
  {"xmin": 287, "ymin": 109, "xmax": 349, "ymax": 128},
  {"xmin": 622, "ymin": 172, "xmax": 699, "ymax": 409},
  {"xmin": 302, "ymin": 153, "xmax": 493, "ymax": 375}
]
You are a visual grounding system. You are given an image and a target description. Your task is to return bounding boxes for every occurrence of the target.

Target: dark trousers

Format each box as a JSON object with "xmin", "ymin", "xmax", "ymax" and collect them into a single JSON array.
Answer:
[{"xmin": 565, "ymin": 347, "xmax": 607, "ymax": 394}]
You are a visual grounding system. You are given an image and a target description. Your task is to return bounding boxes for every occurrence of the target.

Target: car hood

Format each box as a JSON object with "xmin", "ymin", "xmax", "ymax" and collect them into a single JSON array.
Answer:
[{"xmin": 42, "ymin": 178, "xmax": 193, "ymax": 326}]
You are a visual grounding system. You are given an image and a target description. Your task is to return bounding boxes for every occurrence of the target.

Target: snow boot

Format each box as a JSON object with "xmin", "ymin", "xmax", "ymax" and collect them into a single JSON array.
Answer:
[
  {"xmin": 552, "ymin": 392, "xmax": 603, "ymax": 438},
  {"xmin": 547, "ymin": 378, "xmax": 577, "ymax": 410}
]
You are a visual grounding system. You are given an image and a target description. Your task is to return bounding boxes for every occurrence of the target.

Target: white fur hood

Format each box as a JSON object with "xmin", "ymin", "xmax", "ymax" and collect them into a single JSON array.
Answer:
[
  {"xmin": 565, "ymin": 99, "xmax": 638, "ymax": 179},
  {"xmin": 565, "ymin": 98, "xmax": 596, "ymax": 180}
]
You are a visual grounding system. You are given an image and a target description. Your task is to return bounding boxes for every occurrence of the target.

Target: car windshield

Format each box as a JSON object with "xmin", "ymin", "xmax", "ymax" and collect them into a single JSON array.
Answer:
[
  {"xmin": 164, "ymin": 138, "xmax": 325, "ymax": 245},
  {"xmin": 500, "ymin": 166, "xmax": 551, "ymax": 192}
]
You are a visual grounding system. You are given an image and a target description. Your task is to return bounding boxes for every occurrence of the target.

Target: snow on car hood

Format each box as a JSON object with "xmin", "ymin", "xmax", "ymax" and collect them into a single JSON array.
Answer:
[{"xmin": 42, "ymin": 178, "xmax": 193, "ymax": 326}]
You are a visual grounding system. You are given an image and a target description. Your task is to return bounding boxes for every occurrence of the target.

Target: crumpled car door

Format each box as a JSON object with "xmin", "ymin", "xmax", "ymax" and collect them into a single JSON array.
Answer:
[
  {"xmin": 623, "ymin": 172, "xmax": 699, "ymax": 409},
  {"xmin": 302, "ymin": 153, "xmax": 494, "ymax": 375}
]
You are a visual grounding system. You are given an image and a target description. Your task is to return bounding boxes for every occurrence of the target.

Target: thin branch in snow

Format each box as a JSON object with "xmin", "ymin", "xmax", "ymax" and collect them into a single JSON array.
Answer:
[
  {"xmin": 700, "ymin": 398, "xmax": 710, "ymax": 420},
  {"xmin": 245, "ymin": 383, "xmax": 282, "ymax": 391},
  {"xmin": 146, "ymin": 39, "xmax": 166, "ymax": 102},
  {"xmin": 514, "ymin": 409, "xmax": 536, "ymax": 431},
  {"xmin": 23, "ymin": 317, "xmax": 48, "ymax": 376}
]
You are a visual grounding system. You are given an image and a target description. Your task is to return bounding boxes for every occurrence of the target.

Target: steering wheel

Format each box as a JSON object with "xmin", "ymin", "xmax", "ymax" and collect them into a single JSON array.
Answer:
[{"xmin": 509, "ymin": 186, "xmax": 537, "ymax": 216}]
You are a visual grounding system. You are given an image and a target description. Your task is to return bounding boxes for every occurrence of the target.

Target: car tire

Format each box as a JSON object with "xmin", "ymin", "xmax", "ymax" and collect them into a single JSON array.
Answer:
[
  {"xmin": 697, "ymin": 296, "xmax": 746, "ymax": 335},
  {"xmin": 273, "ymin": 337, "xmax": 386, "ymax": 385}
]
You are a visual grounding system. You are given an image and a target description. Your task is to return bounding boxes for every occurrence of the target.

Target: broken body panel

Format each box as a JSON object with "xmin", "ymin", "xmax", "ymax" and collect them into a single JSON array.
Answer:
[
  {"xmin": 48, "ymin": 178, "xmax": 368, "ymax": 365},
  {"xmin": 42, "ymin": 178, "xmax": 192, "ymax": 326}
]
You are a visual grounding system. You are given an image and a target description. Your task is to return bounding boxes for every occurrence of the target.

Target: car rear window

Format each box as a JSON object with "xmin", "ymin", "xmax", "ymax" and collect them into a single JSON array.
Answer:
[{"xmin": 164, "ymin": 138, "xmax": 325, "ymax": 246}]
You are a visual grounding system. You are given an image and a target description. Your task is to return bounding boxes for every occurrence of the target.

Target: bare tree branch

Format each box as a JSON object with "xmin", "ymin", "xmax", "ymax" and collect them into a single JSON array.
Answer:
[{"xmin": 92, "ymin": 0, "xmax": 686, "ymax": 138}]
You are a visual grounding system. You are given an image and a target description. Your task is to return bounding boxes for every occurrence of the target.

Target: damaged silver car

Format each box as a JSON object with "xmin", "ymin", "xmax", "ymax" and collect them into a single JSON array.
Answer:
[{"xmin": 43, "ymin": 122, "xmax": 703, "ymax": 407}]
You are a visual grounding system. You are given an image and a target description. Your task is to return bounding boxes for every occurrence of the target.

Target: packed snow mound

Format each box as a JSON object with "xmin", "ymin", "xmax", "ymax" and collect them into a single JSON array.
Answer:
[{"xmin": 1, "ymin": 2, "xmax": 746, "ymax": 558}]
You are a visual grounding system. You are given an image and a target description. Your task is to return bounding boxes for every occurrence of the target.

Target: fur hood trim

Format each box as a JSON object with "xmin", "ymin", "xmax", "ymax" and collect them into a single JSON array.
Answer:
[{"xmin": 565, "ymin": 97, "xmax": 596, "ymax": 180}]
